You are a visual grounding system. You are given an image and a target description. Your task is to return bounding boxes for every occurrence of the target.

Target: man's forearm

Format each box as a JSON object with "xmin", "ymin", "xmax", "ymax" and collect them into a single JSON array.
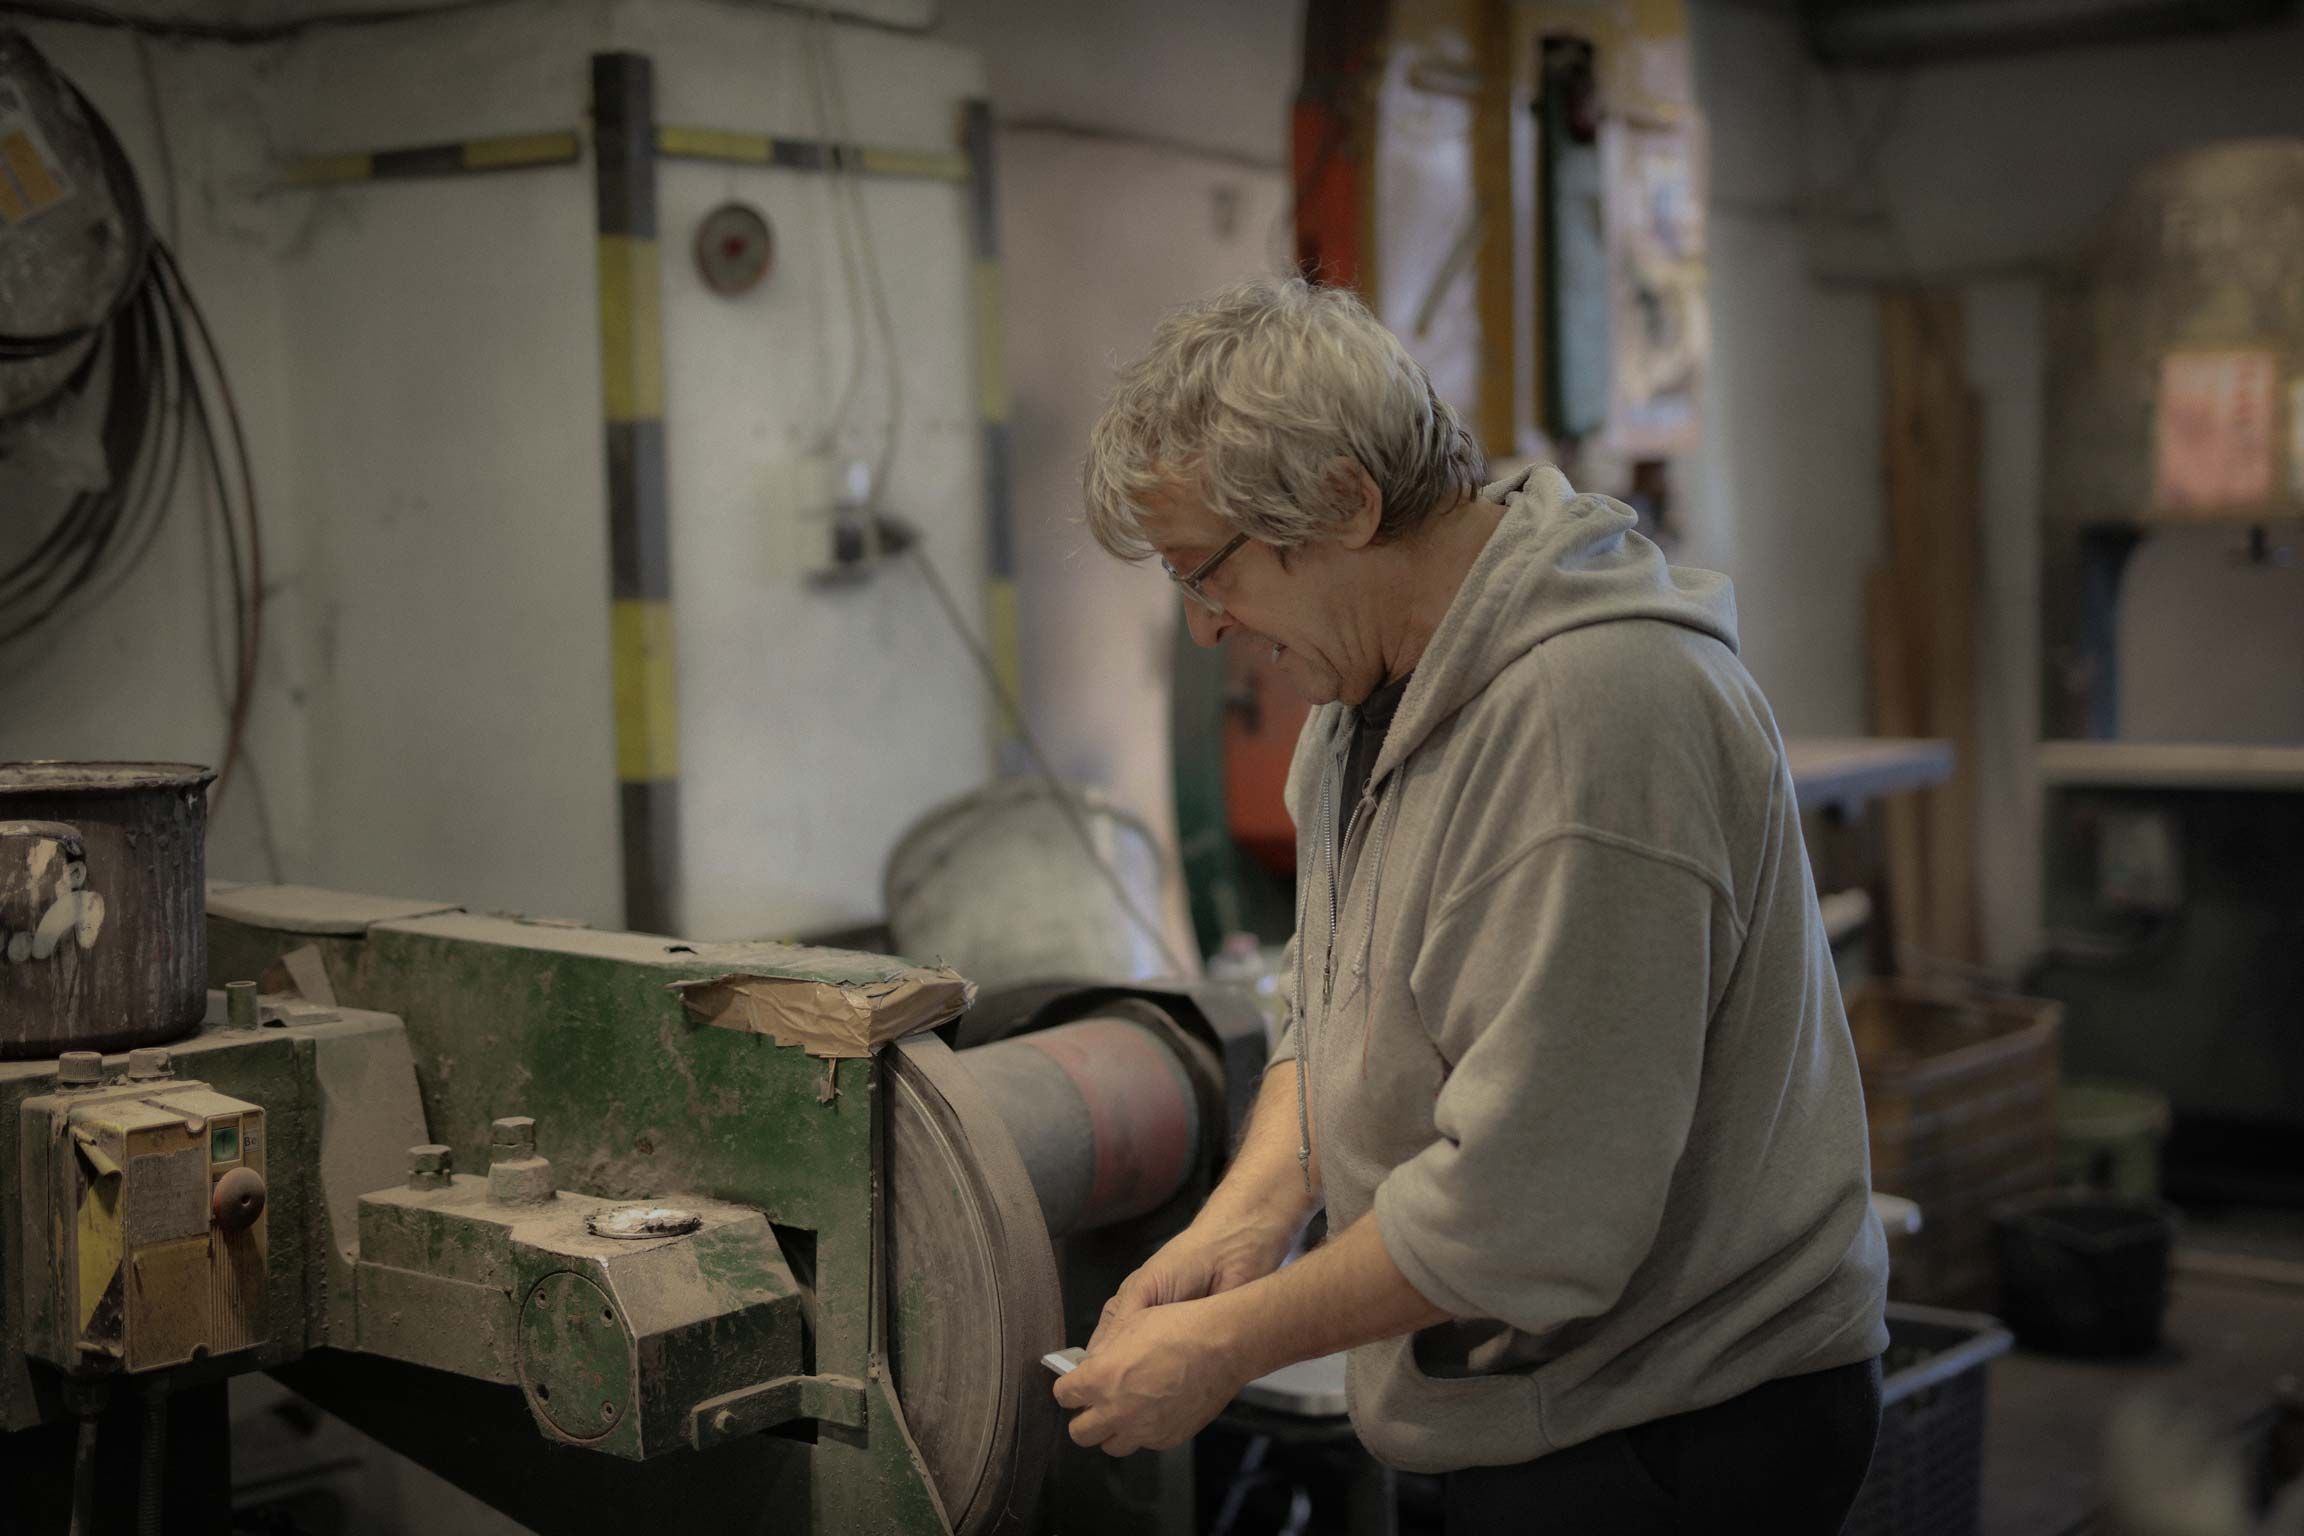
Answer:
[
  {"xmin": 1197, "ymin": 1060, "xmax": 1321, "ymax": 1237},
  {"xmin": 1204, "ymin": 1210, "xmax": 1453, "ymax": 1382}
]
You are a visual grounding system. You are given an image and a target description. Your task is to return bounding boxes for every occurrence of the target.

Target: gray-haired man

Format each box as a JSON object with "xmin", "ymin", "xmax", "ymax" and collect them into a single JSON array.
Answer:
[{"xmin": 1051, "ymin": 277, "xmax": 1888, "ymax": 1535}]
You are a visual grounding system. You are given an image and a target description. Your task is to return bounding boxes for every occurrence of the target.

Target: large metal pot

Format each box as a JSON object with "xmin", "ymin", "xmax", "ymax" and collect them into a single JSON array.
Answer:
[
  {"xmin": 0, "ymin": 762, "xmax": 212, "ymax": 1058},
  {"xmin": 884, "ymin": 780, "xmax": 1177, "ymax": 994}
]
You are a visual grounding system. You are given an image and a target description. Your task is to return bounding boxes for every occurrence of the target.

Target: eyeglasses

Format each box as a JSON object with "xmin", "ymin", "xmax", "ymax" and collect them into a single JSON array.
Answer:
[{"xmin": 1160, "ymin": 533, "xmax": 1250, "ymax": 615}]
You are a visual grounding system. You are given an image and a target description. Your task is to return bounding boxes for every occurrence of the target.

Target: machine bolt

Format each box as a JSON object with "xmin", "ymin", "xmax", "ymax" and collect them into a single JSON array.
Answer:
[
  {"xmin": 126, "ymin": 1048, "xmax": 172, "ymax": 1081},
  {"xmin": 58, "ymin": 1051, "xmax": 103, "ymax": 1087},
  {"xmin": 406, "ymin": 1144, "xmax": 454, "ymax": 1190},
  {"xmin": 225, "ymin": 980, "xmax": 259, "ymax": 1031},
  {"xmin": 712, "ymin": 1408, "xmax": 735, "ymax": 1434},
  {"xmin": 487, "ymin": 1116, "xmax": 555, "ymax": 1206}
]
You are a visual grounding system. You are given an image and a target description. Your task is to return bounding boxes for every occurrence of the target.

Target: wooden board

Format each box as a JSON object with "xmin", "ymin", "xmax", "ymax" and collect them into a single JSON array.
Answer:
[{"xmin": 1874, "ymin": 290, "xmax": 1983, "ymax": 971}]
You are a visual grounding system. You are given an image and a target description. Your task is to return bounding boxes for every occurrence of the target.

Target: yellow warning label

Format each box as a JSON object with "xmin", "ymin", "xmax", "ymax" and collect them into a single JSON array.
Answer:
[
  {"xmin": 0, "ymin": 118, "xmax": 75, "ymax": 225},
  {"xmin": 76, "ymin": 1169, "xmax": 121, "ymax": 1334},
  {"xmin": 129, "ymin": 1236, "xmax": 213, "ymax": 1369}
]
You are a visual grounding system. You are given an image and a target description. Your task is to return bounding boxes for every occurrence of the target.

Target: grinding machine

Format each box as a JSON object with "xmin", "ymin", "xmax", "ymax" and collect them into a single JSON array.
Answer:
[{"xmin": 0, "ymin": 764, "xmax": 1268, "ymax": 1534}]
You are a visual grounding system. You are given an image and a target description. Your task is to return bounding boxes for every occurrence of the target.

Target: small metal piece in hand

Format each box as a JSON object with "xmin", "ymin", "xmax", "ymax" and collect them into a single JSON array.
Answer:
[{"xmin": 1041, "ymin": 1347, "xmax": 1086, "ymax": 1376}]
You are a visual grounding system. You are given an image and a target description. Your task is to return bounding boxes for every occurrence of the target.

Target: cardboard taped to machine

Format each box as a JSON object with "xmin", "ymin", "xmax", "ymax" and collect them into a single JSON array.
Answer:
[{"xmin": 669, "ymin": 964, "xmax": 976, "ymax": 1058}]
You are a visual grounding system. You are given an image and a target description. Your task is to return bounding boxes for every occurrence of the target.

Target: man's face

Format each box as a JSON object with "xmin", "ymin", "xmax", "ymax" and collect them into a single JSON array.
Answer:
[{"xmin": 1136, "ymin": 478, "xmax": 1357, "ymax": 706}]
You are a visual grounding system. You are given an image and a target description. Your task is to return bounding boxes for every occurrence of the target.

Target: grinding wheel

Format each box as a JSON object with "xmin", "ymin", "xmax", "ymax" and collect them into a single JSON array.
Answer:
[{"xmin": 883, "ymin": 1036, "xmax": 1065, "ymax": 1535}]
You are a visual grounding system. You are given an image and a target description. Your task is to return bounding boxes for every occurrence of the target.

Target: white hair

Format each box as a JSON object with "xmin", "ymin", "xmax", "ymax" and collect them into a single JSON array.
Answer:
[{"xmin": 1082, "ymin": 276, "xmax": 1484, "ymax": 561}]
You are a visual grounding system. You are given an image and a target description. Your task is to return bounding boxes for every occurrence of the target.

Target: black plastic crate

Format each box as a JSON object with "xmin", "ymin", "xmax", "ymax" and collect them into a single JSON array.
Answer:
[
  {"xmin": 1844, "ymin": 1303, "xmax": 2014, "ymax": 1536},
  {"xmin": 1994, "ymin": 1193, "xmax": 2176, "ymax": 1358}
]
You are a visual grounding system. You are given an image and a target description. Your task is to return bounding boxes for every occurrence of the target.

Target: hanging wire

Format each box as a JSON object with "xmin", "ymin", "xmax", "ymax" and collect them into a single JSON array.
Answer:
[
  {"xmin": 902, "ymin": 536, "xmax": 1193, "ymax": 977},
  {"xmin": 803, "ymin": 4, "xmax": 905, "ymax": 503},
  {"xmin": 789, "ymin": 8, "xmax": 1190, "ymax": 973},
  {"xmin": 0, "ymin": 53, "xmax": 266, "ymax": 830}
]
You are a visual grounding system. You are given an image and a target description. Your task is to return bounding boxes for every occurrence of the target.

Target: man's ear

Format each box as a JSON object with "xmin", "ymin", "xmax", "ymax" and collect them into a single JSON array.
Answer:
[{"xmin": 1329, "ymin": 459, "xmax": 1383, "ymax": 551}]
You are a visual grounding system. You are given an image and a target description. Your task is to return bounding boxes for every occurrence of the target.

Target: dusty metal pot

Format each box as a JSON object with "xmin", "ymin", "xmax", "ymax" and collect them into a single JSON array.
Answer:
[{"xmin": 0, "ymin": 762, "xmax": 212, "ymax": 1058}]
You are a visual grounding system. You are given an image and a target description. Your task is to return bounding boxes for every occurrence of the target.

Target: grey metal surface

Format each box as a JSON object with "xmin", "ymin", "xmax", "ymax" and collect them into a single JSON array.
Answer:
[
  {"xmin": 1239, "ymin": 1352, "xmax": 1350, "ymax": 1418},
  {"xmin": 961, "ymin": 1027, "xmax": 1098, "ymax": 1235},
  {"xmin": 884, "ymin": 1035, "xmax": 1067, "ymax": 1535},
  {"xmin": 205, "ymin": 882, "xmax": 461, "ymax": 938},
  {"xmin": 960, "ymin": 1016, "xmax": 1203, "ymax": 1238},
  {"xmin": 1784, "ymin": 737, "xmax": 1957, "ymax": 813}
]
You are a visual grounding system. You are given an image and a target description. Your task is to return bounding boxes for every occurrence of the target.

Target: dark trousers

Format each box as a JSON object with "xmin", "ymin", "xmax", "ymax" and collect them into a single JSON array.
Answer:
[{"xmin": 1443, "ymin": 1357, "xmax": 1883, "ymax": 1535}]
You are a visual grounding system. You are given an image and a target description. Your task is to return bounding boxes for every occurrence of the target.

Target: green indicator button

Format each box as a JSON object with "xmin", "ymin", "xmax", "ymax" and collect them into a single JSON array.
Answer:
[{"xmin": 210, "ymin": 1120, "xmax": 241, "ymax": 1165}]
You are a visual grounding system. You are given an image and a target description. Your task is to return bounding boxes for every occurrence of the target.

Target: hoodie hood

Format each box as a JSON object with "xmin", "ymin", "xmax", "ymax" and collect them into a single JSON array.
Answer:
[{"xmin": 1365, "ymin": 464, "xmax": 1737, "ymax": 786}]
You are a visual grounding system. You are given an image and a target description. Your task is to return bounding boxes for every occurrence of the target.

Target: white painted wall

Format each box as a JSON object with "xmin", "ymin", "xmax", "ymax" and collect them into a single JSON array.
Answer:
[
  {"xmin": 0, "ymin": 21, "xmax": 312, "ymax": 888},
  {"xmin": 5, "ymin": 0, "xmax": 993, "ymax": 939},
  {"xmin": 933, "ymin": 0, "xmax": 1299, "ymax": 963},
  {"xmin": 1685, "ymin": 3, "xmax": 1884, "ymax": 739},
  {"xmin": 1807, "ymin": 15, "xmax": 2304, "ymax": 282},
  {"xmin": 266, "ymin": 0, "xmax": 990, "ymax": 935},
  {"xmin": 939, "ymin": 0, "xmax": 1299, "ymax": 164},
  {"xmin": 636, "ymin": 4, "xmax": 990, "ymax": 938},
  {"xmin": 995, "ymin": 130, "xmax": 1290, "ymax": 961}
]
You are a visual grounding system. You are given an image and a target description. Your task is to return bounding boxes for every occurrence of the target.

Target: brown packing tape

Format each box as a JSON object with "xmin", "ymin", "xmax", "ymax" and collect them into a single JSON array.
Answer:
[{"xmin": 670, "ymin": 967, "xmax": 976, "ymax": 1059}]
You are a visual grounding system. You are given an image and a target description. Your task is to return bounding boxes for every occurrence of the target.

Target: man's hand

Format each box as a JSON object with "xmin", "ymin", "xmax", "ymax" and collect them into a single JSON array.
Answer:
[
  {"xmin": 1053, "ymin": 1297, "xmax": 1253, "ymax": 1457},
  {"xmin": 1090, "ymin": 1215, "xmax": 1294, "ymax": 1349},
  {"xmin": 1055, "ymin": 1212, "xmax": 1453, "ymax": 1460}
]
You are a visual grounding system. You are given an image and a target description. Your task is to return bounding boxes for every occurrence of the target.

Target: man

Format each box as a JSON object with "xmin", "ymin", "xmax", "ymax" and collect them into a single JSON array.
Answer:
[{"xmin": 1054, "ymin": 275, "xmax": 1888, "ymax": 1534}]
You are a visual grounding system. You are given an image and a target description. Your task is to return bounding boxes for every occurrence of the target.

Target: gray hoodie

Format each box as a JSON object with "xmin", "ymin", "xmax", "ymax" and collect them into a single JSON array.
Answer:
[{"xmin": 1272, "ymin": 465, "xmax": 1888, "ymax": 1473}]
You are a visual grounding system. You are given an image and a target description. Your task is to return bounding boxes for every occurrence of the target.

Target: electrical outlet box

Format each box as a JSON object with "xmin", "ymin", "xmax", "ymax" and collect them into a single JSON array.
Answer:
[
  {"xmin": 19, "ymin": 1076, "xmax": 269, "ymax": 1374},
  {"xmin": 2098, "ymin": 809, "xmax": 2183, "ymax": 913},
  {"xmin": 775, "ymin": 454, "xmax": 889, "ymax": 583}
]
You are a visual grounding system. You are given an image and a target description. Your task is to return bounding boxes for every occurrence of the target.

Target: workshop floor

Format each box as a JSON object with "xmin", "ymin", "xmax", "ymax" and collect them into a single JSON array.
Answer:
[{"xmin": 1982, "ymin": 1264, "xmax": 2304, "ymax": 1536}]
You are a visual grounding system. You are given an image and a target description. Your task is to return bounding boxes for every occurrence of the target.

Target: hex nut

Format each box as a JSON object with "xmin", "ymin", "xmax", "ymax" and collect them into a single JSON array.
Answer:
[
  {"xmin": 407, "ymin": 1144, "xmax": 454, "ymax": 1190},
  {"xmin": 488, "ymin": 1155, "xmax": 556, "ymax": 1207}
]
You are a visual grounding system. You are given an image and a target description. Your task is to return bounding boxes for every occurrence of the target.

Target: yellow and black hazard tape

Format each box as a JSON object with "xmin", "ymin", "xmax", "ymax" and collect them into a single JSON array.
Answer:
[
  {"xmin": 959, "ymin": 98, "xmax": 1021, "ymax": 749},
  {"xmin": 283, "ymin": 127, "xmax": 967, "ymax": 188},
  {"xmin": 280, "ymin": 130, "xmax": 581, "ymax": 186},
  {"xmin": 655, "ymin": 124, "xmax": 969, "ymax": 181},
  {"xmin": 593, "ymin": 52, "xmax": 681, "ymax": 934}
]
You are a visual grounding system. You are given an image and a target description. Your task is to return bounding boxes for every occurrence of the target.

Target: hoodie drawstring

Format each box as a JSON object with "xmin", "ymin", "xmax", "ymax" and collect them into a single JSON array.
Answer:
[{"xmin": 1352, "ymin": 783, "xmax": 1403, "ymax": 1072}]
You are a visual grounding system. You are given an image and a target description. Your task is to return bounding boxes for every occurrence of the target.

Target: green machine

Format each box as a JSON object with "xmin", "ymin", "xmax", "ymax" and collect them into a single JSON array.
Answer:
[{"xmin": 0, "ymin": 766, "xmax": 1265, "ymax": 1534}]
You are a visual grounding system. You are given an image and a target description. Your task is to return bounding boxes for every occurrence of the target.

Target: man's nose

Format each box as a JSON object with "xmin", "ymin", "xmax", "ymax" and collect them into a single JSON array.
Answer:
[{"xmin": 1183, "ymin": 602, "xmax": 1229, "ymax": 648}]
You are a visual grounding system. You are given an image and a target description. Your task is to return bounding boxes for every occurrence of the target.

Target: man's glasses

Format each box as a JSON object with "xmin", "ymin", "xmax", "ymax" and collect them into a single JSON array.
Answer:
[{"xmin": 1159, "ymin": 533, "xmax": 1250, "ymax": 615}]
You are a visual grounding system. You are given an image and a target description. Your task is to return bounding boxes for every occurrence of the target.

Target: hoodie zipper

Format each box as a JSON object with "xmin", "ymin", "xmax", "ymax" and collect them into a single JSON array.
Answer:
[
  {"xmin": 1298, "ymin": 759, "xmax": 1334, "ymax": 1194},
  {"xmin": 1299, "ymin": 729, "xmax": 1381, "ymax": 1195}
]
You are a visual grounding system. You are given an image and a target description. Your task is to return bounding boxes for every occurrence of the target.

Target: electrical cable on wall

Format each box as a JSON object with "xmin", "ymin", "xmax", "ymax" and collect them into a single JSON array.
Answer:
[
  {"xmin": 802, "ymin": 2, "xmax": 903, "ymax": 504},
  {"xmin": 795, "ymin": 7, "xmax": 1190, "ymax": 971},
  {"xmin": 0, "ymin": 37, "xmax": 267, "ymax": 827},
  {"xmin": 895, "ymin": 525, "xmax": 1193, "ymax": 977}
]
